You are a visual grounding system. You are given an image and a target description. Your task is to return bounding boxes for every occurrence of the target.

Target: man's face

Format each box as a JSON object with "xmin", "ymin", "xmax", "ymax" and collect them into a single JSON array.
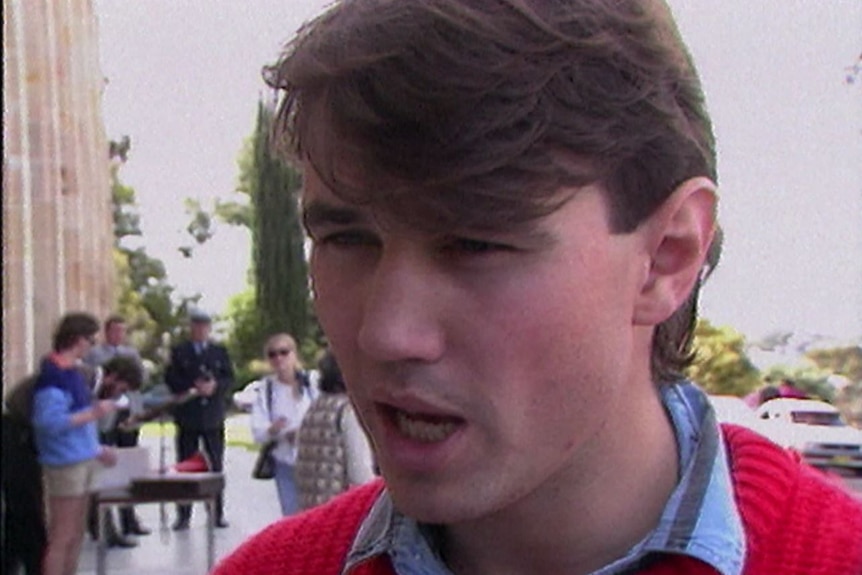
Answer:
[
  {"xmin": 105, "ymin": 321, "xmax": 126, "ymax": 346},
  {"xmin": 104, "ymin": 376, "xmax": 129, "ymax": 398},
  {"xmin": 303, "ymin": 164, "xmax": 657, "ymax": 525},
  {"xmin": 75, "ymin": 332, "xmax": 97, "ymax": 359},
  {"xmin": 266, "ymin": 338, "xmax": 298, "ymax": 373},
  {"xmin": 190, "ymin": 321, "xmax": 211, "ymax": 342}
]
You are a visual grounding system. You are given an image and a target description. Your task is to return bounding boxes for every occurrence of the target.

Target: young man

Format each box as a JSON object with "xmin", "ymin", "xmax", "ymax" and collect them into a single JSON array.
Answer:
[
  {"xmin": 84, "ymin": 315, "xmax": 151, "ymax": 539},
  {"xmin": 84, "ymin": 315, "xmax": 145, "ymax": 372},
  {"xmin": 215, "ymin": 1, "xmax": 862, "ymax": 574},
  {"xmin": 87, "ymin": 355, "xmax": 148, "ymax": 548},
  {"xmin": 31, "ymin": 313, "xmax": 119, "ymax": 575},
  {"xmin": 164, "ymin": 309, "xmax": 234, "ymax": 529}
]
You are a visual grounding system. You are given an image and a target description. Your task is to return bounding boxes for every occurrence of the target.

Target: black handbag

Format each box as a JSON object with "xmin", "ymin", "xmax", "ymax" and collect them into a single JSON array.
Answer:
[
  {"xmin": 252, "ymin": 440, "xmax": 276, "ymax": 480},
  {"xmin": 252, "ymin": 379, "xmax": 277, "ymax": 480}
]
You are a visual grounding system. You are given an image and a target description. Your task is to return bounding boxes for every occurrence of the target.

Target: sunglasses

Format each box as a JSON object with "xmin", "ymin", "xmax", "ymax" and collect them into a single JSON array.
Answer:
[{"xmin": 267, "ymin": 348, "xmax": 292, "ymax": 359}]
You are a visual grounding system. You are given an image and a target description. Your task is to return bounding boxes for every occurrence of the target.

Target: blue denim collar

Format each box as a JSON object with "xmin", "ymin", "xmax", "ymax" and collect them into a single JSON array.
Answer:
[{"xmin": 343, "ymin": 381, "xmax": 745, "ymax": 575}]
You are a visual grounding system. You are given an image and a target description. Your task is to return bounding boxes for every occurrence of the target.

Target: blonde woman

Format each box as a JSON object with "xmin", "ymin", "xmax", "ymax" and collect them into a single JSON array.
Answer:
[{"xmin": 249, "ymin": 333, "xmax": 312, "ymax": 515}]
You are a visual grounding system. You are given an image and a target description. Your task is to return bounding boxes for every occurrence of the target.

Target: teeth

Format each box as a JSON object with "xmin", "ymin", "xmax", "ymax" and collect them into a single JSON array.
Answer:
[{"xmin": 394, "ymin": 410, "xmax": 458, "ymax": 442}]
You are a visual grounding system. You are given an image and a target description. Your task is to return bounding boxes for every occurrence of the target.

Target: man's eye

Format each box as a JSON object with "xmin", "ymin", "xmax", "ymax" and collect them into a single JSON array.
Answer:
[
  {"xmin": 315, "ymin": 230, "xmax": 379, "ymax": 248},
  {"xmin": 444, "ymin": 238, "xmax": 513, "ymax": 256}
]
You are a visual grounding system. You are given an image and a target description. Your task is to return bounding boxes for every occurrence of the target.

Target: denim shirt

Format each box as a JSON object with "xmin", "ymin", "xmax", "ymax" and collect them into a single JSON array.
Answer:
[{"xmin": 343, "ymin": 381, "xmax": 745, "ymax": 575}]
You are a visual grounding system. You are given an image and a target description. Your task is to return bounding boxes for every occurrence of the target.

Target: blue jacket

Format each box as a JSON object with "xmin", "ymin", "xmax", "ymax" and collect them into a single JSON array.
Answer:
[{"xmin": 31, "ymin": 358, "xmax": 100, "ymax": 467}]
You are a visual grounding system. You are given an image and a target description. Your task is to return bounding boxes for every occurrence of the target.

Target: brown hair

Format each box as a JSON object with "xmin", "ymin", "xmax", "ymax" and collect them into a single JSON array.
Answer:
[
  {"xmin": 53, "ymin": 312, "xmax": 100, "ymax": 352},
  {"xmin": 265, "ymin": 0, "xmax": 719, "ymax": 382},
  {"xmin": 104, "ymin": 314, "xmax": 126, "ymax": 331},
  {"xmin": 102, "ymin": 355, "xmax": 144, "ymax": 391}
]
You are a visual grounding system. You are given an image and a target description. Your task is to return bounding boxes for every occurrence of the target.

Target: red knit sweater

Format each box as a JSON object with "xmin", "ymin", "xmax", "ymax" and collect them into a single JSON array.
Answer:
[{"xmin": 214, "ymin": 425, "xmax": 862, "ymax": 575}]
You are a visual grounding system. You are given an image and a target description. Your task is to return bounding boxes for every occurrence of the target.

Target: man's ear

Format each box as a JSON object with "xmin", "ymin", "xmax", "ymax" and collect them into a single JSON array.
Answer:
[{"xmin": 633, "ymin": 177, "xmax": 717, "ymax": 326}]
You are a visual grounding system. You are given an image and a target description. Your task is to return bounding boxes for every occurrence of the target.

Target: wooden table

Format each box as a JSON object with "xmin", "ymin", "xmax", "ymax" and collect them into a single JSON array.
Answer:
[{"xmin": 93, "ymin": 472, "xmax": 225, "ymax": 575}]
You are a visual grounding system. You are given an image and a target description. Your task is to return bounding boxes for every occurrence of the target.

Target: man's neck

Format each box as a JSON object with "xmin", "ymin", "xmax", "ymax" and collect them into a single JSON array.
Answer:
[
  {"xmin": 441, "ymin": 384, "xmax": 678, "ymax": 575},
  {"xmin": 52, "ymin": 349, "xmax": 80, "ymax": 368}
]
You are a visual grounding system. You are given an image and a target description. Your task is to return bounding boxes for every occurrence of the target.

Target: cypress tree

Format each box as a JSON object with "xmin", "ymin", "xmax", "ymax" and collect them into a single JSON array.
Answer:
[{"xmin": 249, "ymin": 98, "xmax": 310, "ymax": 344}]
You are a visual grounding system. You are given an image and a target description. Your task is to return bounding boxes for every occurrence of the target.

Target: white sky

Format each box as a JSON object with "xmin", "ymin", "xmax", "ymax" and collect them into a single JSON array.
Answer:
[{"xmin": 95, "ymin": 0, "xmax": 862, "ymax": 342}]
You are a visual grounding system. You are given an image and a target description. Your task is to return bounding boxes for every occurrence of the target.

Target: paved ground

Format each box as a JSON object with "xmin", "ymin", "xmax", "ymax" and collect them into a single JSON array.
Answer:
[
  {"xmin": 74, "ymin": 414, "xmax": 862, "ymax": 574},
  {"xmin": 77, "ymin": 414, "xmax": 282, "ymax": 575}
]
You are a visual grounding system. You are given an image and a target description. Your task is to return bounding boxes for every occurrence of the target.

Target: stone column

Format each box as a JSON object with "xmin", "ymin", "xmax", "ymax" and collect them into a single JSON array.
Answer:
[
  {"xmin": 3, "ymin": 0, "xmax": 114, "ymax": 393},
  {"xmin": 3, "ymin": 0, "xmax": 37, "ymax": 383},
  {"xmin": 24, "ymin": 0, "xmax": 64, "ymax": 356}
]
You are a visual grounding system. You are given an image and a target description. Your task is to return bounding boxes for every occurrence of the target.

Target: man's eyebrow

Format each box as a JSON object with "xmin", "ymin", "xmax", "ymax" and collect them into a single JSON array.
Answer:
[{"xmin": 302, "ymin": 201, "xmax": 367, "ymax": 229}]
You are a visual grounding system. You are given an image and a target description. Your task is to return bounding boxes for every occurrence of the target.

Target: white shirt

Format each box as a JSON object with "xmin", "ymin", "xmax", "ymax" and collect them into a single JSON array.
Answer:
[{"xmin": 250, "ymin": 376, "xmax": 312, "ymax": 465}]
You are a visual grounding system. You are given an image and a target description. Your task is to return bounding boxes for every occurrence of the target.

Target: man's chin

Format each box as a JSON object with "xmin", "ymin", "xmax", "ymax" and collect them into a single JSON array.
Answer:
[{"xmin": 386, "ymin": 478, "xmax": 480, "ymax": 525}]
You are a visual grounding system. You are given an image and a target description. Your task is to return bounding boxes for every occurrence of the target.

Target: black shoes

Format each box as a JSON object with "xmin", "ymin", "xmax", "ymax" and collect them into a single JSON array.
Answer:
[
  {"xmin": 124, "ymin": 522, "xmax": 151, "ymax": 536},
  {"xmin": 172, "ymin": 517, "xmax": 191, "ymax": 531},
  {"xmin": 120, "ymin": 510, "xmax": 151, "ymax": 536},
  {"xmin": 107, "ymin": 533, "xmax": 138, "ymax": 548},
  {"xmin": 173, "ymin": 516, "xmax": 229, "ymax": 529}
]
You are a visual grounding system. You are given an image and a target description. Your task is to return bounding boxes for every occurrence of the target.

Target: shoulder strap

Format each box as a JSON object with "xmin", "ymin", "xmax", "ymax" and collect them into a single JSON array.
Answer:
[
  {"xmin": 334, "ymin": 396, "xmax": 351, "ymax": 434},
  {"xmin": 265, "ymin": 378, "xmax": 274, "ymax": 423}
]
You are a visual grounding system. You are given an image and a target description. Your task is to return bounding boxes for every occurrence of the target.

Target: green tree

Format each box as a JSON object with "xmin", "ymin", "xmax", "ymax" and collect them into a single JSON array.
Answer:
[
  {"xmin": 179, "ymin": 98, "xmax": 320, "ymax": 378},
  {"xmin": 806, "ymin": 346, "xmax": 862, "ymax": 384},
  {"xmin": 806, "ymin": 345, "xmax": 862, "ymax": 426},
  {"xmin": 836, "ymin": 381, "xmax": 862, "ymax": 428},
  {"xmin": 179, "ymin": 198, "xmax": 219, "ymax": 258},
  {"xmin": 207, "ymin": 99, "xmax": 317, "ymax": 362},
  {"xmin": 109, "ymin": 138, "xmax": 201, "ymax": 382},
  {"xmin": 761, "ymin": 364, "xmax": 835, "ymax": 403},
  {"xmin": 686, "ymin": 319, "xmax": 761, "ymax": 396},
  {"xmin": 248, "ymin": 99, "xmax": 311, "ymax": 345},
  {"xmin": 223, "ymin": 288, "xmax": 266, "ymax": 386}
]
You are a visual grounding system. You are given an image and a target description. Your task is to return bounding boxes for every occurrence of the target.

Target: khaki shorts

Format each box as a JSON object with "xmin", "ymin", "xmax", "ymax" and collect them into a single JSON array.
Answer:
[{"xmin": 43, "ymin": 459, "xmax": 99, "ymax": 497}]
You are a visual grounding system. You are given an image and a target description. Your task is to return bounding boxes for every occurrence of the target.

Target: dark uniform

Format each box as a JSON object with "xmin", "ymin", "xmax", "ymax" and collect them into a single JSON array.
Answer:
[{"xmin": 164, "ymin": 338, "xmax": 233, "ymax": 527}]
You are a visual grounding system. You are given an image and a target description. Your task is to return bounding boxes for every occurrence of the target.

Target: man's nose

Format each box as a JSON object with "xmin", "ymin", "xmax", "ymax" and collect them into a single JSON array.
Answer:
[{"xmin": 356, "ymin": 248, "xmax": 445, "ymax": 364}]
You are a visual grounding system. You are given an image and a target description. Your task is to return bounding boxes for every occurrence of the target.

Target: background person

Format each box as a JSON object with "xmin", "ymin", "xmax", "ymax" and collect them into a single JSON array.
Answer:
[
  {"xmin": 777, "ymin": 378, "xmax": 809, "ymax": 399},
  {"xmin": 213, "ymin": 1, "xmax": 862, "ymax": 574},
  {"xmin": 2, "ymin": 375, "xmax": 47, "ymax": 575},
  {"xmin": 249, "ymin": 333, "xmax": 313, "ymax": 516},
  {"xmin": 83, "ymin": 314, "xmax": 151, "ymax": 538},
  {"xmin": 84, "ymin": 314, "xmax": 145, "ymax": 374},
  {"xmin": 31, "ymin": 313, "xmax": 119, "ymax": 575},
  {"xmin": 164, "ymin": 309, "xmax": 234, "ymax": 530},
  {"xmin": 87, "ymin": 355, "xmax": 146, "ymax": 548},
  {"xmin": 295, "ymin": 350, "xmax": 376, "ymax": 510}
]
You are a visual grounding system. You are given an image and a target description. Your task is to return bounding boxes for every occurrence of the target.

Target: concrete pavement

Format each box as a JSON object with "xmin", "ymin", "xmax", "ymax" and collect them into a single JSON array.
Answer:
[
  {"xmin": 77, "ymin": 414, "xmax": 282, "ymax": 575},
  {"xmin": 74, "ymin": 414, "xmax": 862, "ymax": 574}
]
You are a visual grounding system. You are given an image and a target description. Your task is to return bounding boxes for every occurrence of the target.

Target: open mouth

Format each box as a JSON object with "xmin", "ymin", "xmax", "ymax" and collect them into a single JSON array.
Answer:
[{"xmin": 385, "ymin": 406, "xmax": 463, "ymax": 443}]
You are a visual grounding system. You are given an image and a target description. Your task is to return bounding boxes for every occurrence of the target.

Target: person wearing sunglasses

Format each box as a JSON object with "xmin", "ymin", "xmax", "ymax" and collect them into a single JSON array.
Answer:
[{"xmin": 249, "ymin": 333, "xmax": 313, "ymax": 515}]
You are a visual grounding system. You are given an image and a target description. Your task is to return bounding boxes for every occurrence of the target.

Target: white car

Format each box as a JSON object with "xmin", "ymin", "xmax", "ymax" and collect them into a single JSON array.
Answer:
[
  {"xmin": 232, "ymin": 380, "xmax": 264, "ymax": 412},
  {"xmin": 754, "ymin": 398, "xmax": 862, "ymax": 475},
  {"xmin": 708, "ymin": 395, "xmax": 762, "ymax": 428}
]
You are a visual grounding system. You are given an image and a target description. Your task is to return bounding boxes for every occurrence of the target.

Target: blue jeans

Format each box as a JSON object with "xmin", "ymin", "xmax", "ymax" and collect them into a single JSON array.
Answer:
[{"xmin": 274, "ymin": 460, "xmax": 299, "ymax": 516}]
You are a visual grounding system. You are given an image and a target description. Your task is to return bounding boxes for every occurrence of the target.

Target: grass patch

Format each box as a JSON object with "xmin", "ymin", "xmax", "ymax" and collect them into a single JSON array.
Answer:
[{"xmin": 139, "ymin": 417, "xmax": 258, "ymax": 452}]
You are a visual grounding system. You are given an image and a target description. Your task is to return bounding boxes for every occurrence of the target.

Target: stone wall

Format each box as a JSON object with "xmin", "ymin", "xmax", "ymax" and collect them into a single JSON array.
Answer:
[{"xmin": 3, "ymin": 0, "xmax": 114, "ymax": 392}]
